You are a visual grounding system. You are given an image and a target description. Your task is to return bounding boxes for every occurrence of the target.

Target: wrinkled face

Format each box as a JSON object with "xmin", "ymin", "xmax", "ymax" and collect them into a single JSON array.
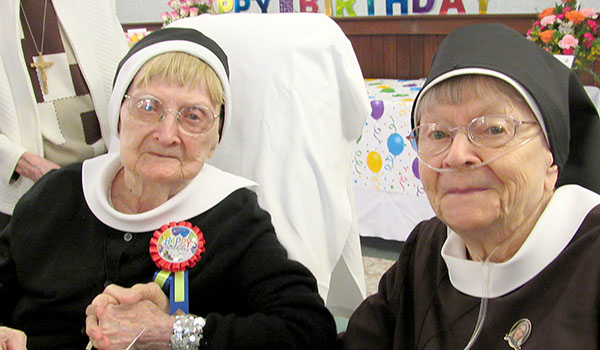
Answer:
[
  {"xmin": 419, "ymin": 96, "xmax": 558, "ymax": 235},
  {"xmin": 119, "ymin": 77, "xmax": 220, "ymax": 184}
]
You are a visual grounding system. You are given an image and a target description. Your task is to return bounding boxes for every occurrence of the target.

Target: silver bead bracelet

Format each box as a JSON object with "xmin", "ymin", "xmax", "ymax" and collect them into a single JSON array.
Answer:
[{"xmin": 170, "ymin": 314, "xmax": 206, "ymax": 350}]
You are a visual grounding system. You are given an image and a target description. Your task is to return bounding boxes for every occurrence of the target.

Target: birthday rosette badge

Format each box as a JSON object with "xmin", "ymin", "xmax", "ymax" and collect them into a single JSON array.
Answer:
[
  {"xmin": 149, "ymin": 221, "xmax": 206, "ymax": 314},
  {"xmin": 150, "ymin": 221, "xmax": 205, "ymax": 271}
]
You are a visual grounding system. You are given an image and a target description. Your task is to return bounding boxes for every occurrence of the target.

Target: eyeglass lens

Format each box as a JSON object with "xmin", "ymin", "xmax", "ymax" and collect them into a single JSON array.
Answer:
[
  {"xmin": 409, "ymin": 116, "xmax": 520, "ymax": 157},
  {"xmin": 129, "ymin": 96, "xmax": 215, "ymax": 134}
]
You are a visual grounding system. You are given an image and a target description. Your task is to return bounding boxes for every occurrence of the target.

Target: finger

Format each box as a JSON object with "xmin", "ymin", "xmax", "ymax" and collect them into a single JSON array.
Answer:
[
  {"xmin": 85, "ymin": 313, "xmax": 102, "ymax": 340},
  {"xmin": 104, "ymin": 282, "xmax": 168, "ymax": 311},
  {"xmin": 130, "ymin": 282, "xmax": 169, "ymax": 311},
  {"xmin": 102, "ymin": 284, "xmax": 138, "ymax": 304},
  {"xmin": 89, "ymin": 292, "xmax": 119, "ymax": 318}
]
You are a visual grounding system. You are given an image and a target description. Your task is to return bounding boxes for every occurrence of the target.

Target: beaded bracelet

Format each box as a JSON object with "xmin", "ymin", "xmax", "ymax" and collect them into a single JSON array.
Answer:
[{"xmin": 170, "ymin": 314, "xmax": 206, "ymax": 350}]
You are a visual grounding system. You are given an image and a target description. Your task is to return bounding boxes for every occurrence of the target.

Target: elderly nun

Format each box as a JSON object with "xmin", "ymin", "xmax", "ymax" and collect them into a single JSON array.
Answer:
[
  {"xmin": 0, "ymin": 27, "xmax": 337, "ymax": 350},
  {"xmin": 342, "ymin": 23, "xmax": 600, "ymax": 350}
]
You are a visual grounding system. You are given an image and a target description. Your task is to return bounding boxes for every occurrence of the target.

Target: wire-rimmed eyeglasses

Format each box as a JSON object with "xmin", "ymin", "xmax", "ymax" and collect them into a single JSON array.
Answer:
[
  {"xmin": 406, "ymin": 115, "xmax": 538, "ymax": 159},
  {"xmin": 123, "ymin": 94, "xmax": 219, "ymax": 134}
]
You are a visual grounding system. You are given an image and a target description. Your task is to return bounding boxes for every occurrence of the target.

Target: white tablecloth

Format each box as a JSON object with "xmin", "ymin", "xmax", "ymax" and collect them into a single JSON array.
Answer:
[
  {"xmin": 585, "ymin": 85, "xmax": 600, "ymax": 115},
  {"xmin": 352, "ymin": 79, "xmax": 435, "ymax": 241}
]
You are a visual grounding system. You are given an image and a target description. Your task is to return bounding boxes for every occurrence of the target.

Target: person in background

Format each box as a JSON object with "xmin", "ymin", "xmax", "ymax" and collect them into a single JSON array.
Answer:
[
  {"xmin": 341, "ymin": 23, "xmax": 600, "ymax": 349},
  {"xmin": 0, "ymin": 26, "xmax": 337, "ymax": 350},
  {"xmin": 0, "ymin": 0, "xmax": 128, "ymax": 230}
]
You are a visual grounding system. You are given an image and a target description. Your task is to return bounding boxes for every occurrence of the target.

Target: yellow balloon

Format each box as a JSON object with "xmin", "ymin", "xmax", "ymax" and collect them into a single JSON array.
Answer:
[{"xmin": 366, "ymin": 151, "xmax": 382, "ymax": 173}]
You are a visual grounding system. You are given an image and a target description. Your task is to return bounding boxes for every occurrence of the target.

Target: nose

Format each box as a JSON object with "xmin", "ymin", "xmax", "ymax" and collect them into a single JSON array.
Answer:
[
  {"xmin": 154, "ymin": 110, "xmax": 181, "ymax": 145},
  {"xmin": 441, "ymin": 131, "xmax": 481, "ymax": 169}
]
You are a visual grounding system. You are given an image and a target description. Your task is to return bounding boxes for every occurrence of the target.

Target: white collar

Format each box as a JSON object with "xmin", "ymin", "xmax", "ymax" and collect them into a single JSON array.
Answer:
[
  {"xmin": 82, "ymin": 152, "xmax": 257, "ymax": 232},
  {"xmin": 442, "ymin": 185, "xmax": 600, "ymax": 298}
]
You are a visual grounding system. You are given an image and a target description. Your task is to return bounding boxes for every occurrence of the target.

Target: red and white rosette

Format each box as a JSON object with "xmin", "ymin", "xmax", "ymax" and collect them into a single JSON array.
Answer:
[{"xmin": 149, "ymin": 221, "xmax": 206, "ymax": 272}]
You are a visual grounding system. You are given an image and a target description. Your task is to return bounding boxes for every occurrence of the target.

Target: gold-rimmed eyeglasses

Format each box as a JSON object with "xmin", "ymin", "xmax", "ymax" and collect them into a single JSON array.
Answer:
[
  {"xmin": 123, "ymin": 94, "xmax": 219, "ymax": 134},
  {"xmin": 406, "ymin": 115, "xmax": 538, "ymax": 159}
]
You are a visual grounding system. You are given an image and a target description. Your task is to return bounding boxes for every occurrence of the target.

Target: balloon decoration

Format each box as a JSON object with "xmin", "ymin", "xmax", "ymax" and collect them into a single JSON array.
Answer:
[
  {"xmin": 370, "ymin": 100, "xmax": 384, "ymax": 120},
  {"xmin": 366, "ymin": 151, "xmax": 382, "ymax": 173},
  {"xmin": 412, "ymin": 157, "xmax": 420, "ymax": 179},
  {"xmin": 352, "ymin": 79, "xmax": 427, "ymax": 195},
  {"xmin": 387, "ymin": 133, "xmax": 404, "ymax": 156}
]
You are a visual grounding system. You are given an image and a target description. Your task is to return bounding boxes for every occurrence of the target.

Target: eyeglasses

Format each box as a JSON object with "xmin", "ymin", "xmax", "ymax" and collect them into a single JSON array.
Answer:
[
  {"xmin": 407, "ymin": 115, "xmax": 538, "ymax": 158},
  {"xmin": 123, "ymin": 94, "xmax": 219, "ymax": 134}
]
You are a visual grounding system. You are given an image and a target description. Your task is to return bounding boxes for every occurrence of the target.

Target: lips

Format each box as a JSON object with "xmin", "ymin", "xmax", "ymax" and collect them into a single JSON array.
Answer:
[
  {"xmin": 445, "ymin": 187, "xmax": 487, "ymax": 195},
  {"xmin": 147, "ymin": 151, "xmax": 180, "ymax": 159}
]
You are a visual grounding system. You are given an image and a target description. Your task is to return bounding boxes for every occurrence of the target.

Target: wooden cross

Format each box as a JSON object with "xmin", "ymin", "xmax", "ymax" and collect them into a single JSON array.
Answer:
[{"xmin": 30, "ymin": 52, "xmax": 53, "ymax": 94}]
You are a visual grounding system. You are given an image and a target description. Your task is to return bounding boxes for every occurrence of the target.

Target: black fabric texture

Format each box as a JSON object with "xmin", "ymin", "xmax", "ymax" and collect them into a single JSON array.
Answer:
[
  {"xmin": 0, "ymin": 163, "xmax": 337, "ymax": 350},
  {"xmin": 410, "ymin": 23, "xmax": 600, "ymax": 193},
  {"xmin": 342, "ymin": 206, "xmax": 600, "ymax": 349},
  {"xmin": 114, "ymin": 27, "xmax": 229, "ymax": 83}
]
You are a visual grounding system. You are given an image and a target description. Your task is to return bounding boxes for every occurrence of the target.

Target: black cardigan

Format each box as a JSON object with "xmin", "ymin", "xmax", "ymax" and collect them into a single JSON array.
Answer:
[{"xmin": 0, "ymin": 162, "xmax": 337, "ymax": 350}]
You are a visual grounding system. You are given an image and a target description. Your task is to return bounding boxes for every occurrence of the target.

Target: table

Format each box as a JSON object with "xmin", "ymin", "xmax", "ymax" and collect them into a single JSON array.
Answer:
[{"xmin": 351, "ymin": 79, "xmax": 435, "ymax": 241}]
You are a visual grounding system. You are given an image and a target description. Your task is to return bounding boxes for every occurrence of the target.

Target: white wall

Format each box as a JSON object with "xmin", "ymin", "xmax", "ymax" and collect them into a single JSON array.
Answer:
[
  {"xmin": 116, "ymin": 0, "xmax": 598, "ymax": 24},
  {"xmin": 117, "ymin": 0, "xmax": 171, "ymax": 23}
]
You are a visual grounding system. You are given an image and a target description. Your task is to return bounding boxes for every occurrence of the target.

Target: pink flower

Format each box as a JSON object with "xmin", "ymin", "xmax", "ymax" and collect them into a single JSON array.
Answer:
[
  {"xmin": 169, "ymin": 10, "xmax": 179, "ymax": 19},
  {"xmin": 558, "ymin": 34, "xmax": 579, "ymax": 49},
  {"xmin": 189, "ymin": 7, "xmax": 199, "ymax": 16},
  {"xmin": 562, "ymin": 6, "xmax": 572, "ymax": 14},
  {"xmin": 161, "ymin": 11, "xmax": 170, "ymax": 20},
  {"xmin": 557, "ymin": 14, "xmax": 565, "ymax": 20},
  {"xmin": 583, "ymin": 32, "xmax": 595, "ymax": 48},
  {"xmin": 588, "ymin": 19, "xmax": 598, "ymax": 32},
  {"xmin": 562, "ymin": 47, "xmax": 574, "ymax": 55},
  {"xmin": 180, "ymin": 4, "xmax": 190, "ymax": 15},
  {"xmin": 186, "ymin": 0, "xmax": 197, "ymax": 5},
  {"xmin": 168, "ymin": 0, "xmax": 179, "ymax": 9},
  {"xmin": 541, "ymin": 15, "xmax": 557, "ymax": 26},
  {"xmin": 580, "ymin": 8, "xmax": 598, "ymax": 19}
]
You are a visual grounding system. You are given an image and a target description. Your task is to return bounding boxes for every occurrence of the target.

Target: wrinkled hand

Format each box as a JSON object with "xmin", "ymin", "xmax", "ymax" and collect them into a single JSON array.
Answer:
[
  {"xmin": 85, "ymin": 283, "xmax": 172, "ymax": 350},
  {"xmin": 15, "ymin": 152, "xmax": 60, "ymax": 182},
  {"xmin": 0, "ymin": 326, "xmax": 27, "ymax": 350}
]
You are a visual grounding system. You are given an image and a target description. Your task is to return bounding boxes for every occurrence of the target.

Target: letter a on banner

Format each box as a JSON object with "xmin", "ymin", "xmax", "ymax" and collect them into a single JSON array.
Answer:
[{"xmin": 439, "ymin": 0, "xmax": 465, "ymax": 14}]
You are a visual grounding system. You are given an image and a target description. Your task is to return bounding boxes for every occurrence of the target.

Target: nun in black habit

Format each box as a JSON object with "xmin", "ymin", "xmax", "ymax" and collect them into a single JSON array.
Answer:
[
  {"xmin": 341, "ymin": 23, "xmax": 600, "ymax": 350},
  {"xmin": 0, "ymin": 27, "xmax": 337, "ymax": 350}
]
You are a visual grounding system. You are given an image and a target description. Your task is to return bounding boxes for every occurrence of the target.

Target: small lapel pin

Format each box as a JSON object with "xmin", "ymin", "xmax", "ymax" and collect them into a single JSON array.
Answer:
[{"xmin": 504, "ymin": 318, "xmax": 531, "ymax": 349}]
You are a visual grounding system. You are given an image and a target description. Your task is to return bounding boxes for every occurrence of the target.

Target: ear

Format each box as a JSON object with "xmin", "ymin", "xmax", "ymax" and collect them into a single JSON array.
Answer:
[{"xmin": 545, "ymin": 154, "xmax": 559, "ymax": 192}]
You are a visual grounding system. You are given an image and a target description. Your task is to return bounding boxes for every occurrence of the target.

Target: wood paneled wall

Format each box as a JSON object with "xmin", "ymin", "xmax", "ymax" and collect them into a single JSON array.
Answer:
[
  {"xmin": 124, "ymin": 15, "xmax": 600, "ymax": 87},
  {"xmin": 332, "ymin": 14, "xmax": 600, "ymax": 87}
]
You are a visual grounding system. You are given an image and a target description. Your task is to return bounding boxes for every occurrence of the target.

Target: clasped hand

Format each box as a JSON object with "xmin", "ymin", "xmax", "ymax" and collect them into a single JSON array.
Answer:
[{"xmin": 85, "ymin": 282, "xmax": 175, "ymax": 350}]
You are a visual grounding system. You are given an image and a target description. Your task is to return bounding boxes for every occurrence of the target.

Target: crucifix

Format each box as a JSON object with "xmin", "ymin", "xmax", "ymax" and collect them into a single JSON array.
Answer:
[{"xmin": 30, "ymin": 52, "xmax": 53, "ymax": 94}]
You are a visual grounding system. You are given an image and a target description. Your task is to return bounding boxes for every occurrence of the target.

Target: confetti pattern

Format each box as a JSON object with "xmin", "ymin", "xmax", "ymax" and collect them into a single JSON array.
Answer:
[{"xmin": 352, "ymin": 79, "xmax": 427, "ymax": 196}]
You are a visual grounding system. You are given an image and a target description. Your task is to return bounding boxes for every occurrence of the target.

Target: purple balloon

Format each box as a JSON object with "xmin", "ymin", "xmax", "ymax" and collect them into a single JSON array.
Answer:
[
  {"xmin": 370, "ymin": 100, "xmax": 384, "ymax": 120},
  {"xmin": 412, "ymin": 157, "xmax": 420, "ymax": 179}
]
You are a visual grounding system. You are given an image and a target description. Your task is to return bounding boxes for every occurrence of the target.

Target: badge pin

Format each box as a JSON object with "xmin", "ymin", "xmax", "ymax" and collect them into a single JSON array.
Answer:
[{"xmin": 504, "ymin": 318, "xmax": 531, "ymax": 349}]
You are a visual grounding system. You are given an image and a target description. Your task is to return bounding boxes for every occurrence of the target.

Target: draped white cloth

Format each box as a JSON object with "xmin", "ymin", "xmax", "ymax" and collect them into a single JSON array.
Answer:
[{"xmin": 170, "ymin": 13, "xmax": 369, "ymax": 315}]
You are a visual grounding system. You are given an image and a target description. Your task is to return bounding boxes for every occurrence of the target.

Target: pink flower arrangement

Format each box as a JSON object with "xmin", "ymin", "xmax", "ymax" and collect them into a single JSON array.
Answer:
[
  {"xmin": 161, "ymin": 0, "xmax": 213, "ymax": 27},
  {"xmin": 528, "ymin": 0, "xmax": 600, "ymax": 83}
]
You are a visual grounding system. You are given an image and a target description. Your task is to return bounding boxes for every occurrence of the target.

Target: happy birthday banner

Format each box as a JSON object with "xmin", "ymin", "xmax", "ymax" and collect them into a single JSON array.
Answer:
[{"xmin": 212, "ymin": 0, "xmax": 550, "ymax": 17}]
